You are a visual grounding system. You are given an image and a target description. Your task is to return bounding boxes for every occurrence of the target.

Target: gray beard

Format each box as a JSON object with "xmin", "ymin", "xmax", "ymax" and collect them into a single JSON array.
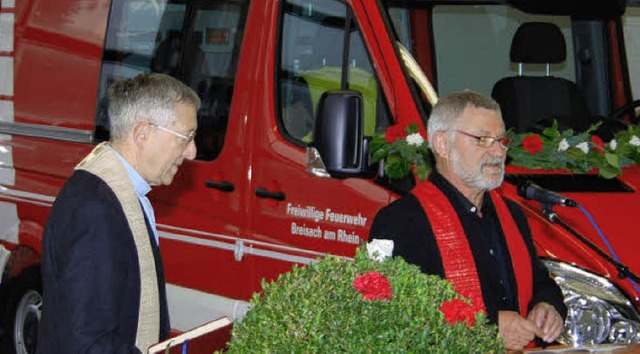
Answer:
[{"xmin": 450, "ymin": 147, "xmax": 504, "ymax": 191}]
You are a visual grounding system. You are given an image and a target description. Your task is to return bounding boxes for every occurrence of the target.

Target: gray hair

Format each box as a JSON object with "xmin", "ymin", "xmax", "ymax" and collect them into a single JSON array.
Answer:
[
  {"xmin": 427, "ymin": 90, "xmax": 501, "ymax": 150},
  {"xmin": 108, "ymin": 73, "xmax": 201, "ymax": 141}
]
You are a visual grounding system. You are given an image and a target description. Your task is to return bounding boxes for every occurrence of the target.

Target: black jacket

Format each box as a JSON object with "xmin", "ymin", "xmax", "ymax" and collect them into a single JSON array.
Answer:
[
  {"xmin": 369, "ymin": 171, "xmax": 567, "ymax": 324},
  {"xmin": 37, "ymin": 170, "xmax": 169, "ymax": 354}
]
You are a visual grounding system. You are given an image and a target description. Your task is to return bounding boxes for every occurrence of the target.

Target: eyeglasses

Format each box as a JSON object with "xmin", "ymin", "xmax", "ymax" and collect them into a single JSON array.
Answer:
[
  {"xmin": 453, "ymin": 129, "xmax": 511, "ymax": 149},
  {"xmin": 149, "ymin": 123, "xmax": 195, "ymax": 145}
]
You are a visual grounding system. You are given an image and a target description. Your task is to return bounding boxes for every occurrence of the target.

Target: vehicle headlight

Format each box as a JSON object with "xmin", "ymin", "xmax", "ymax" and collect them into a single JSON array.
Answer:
[{"xmin": 543, "ymin": 260, "xmax": 640, "ymax": 346}]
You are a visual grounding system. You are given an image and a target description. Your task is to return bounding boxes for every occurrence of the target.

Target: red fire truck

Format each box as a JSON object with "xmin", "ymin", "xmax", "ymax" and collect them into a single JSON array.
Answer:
[{"xmin": 1, "ymin": 0, "xmax": 640, "ymax": 352}]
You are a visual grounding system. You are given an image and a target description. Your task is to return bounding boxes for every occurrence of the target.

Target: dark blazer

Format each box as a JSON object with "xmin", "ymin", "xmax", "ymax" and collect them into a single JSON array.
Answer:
[
  {"xmin": 37, "ymin": 170, "xmax": 169, "ymax": 354},
  {"xmin": 369, "ymin": 172, "xmax": 567, "ymax": 325}
]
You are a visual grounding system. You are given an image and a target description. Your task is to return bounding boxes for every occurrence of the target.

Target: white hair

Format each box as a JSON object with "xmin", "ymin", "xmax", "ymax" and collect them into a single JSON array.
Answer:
[{"xmin": 108, "ymin": 73, "xmax": 201, "ymax": 142}]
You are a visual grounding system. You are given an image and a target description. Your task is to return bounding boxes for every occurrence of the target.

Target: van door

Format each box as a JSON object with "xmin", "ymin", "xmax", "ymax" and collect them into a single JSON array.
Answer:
[{"xmin": 244, "ymin": 0, "xmax": 396, "ymax": 291}]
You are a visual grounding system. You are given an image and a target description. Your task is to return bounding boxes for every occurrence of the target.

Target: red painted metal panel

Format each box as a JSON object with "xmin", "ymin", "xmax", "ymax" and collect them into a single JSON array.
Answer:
[{"xmin": 12, "ymin": 0, "xmax": 109, "ymax": 129}]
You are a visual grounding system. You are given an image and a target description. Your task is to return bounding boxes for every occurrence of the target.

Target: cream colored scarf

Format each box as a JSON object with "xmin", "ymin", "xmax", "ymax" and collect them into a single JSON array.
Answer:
[{"xmin": 76, "ymin": 142, "xmax": 160, "ymax": 351}]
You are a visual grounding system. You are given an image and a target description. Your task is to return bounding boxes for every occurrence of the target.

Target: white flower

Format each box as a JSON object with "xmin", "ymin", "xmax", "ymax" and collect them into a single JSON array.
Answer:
[
  {"xmin": 630, "ymin": 136, "xmax": 640, "ymax": 147},
  {"xmin": 367, "ymin": 239, "xmax": 394, "ymax": 262},
  {"xmin": 405, "ymin": 133, "xmax": 425, "ymax": 147},
  {"xmin": 610, "ymin": 139, "xmax": 618, "ymax": 151},
  {"xmin": 558, "ymin": 138, "xmax": 570, "ymax": 152},
  {"xmin": 576, "ymin": 142, "xmax": 589, "ymax": 154}
]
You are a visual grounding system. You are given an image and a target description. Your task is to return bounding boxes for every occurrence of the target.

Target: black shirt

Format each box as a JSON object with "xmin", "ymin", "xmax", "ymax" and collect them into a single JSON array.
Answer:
[{"xmin": 369, "ymin": 170, "xmax": 567, "ymax": 324}]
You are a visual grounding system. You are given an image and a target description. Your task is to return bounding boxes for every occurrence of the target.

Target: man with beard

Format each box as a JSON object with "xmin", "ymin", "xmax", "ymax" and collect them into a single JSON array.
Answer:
[{"xmin": 368, "ymin": 90, "xmax": 566, "ymax": 350}]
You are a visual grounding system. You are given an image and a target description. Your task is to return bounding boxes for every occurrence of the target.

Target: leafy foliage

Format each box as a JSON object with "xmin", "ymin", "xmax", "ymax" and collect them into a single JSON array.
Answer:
[
  {"xmin": 507, "ymin": 121, "xmax": 640, "ymax": 179},
  {"xmin": 225, "ymin": 245, "xmax": 504, "ymax": 353},
  {"xmin": 369, "ymin": 123, "xmax": 432, "ymax": 181},
  {"xmin": 370, "ymin": 120, "xmax": 640, "ymax": 180}
]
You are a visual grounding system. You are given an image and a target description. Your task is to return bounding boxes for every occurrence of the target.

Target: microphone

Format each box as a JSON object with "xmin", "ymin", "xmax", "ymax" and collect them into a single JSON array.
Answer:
[{"xmin": 517, "ymin": 181, "xmax": 578, "ymax": 207}]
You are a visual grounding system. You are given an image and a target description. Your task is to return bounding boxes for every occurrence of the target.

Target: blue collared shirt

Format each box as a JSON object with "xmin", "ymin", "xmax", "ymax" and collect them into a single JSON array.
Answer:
[{"xmin": 111, "ymin": 147, "xmax": 159, "ymax": 245}]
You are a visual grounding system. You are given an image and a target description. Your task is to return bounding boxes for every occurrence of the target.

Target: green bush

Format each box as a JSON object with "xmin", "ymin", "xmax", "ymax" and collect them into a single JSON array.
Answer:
[{"xmin": 225, "ymin": 245, "xmax": 504, "ymax": 353}]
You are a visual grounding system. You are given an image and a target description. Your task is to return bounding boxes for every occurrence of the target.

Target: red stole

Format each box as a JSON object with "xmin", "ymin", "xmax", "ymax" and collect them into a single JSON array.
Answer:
[{"xmin": 413, "ymin": 181, "xmax": 533, "ymax": 317}]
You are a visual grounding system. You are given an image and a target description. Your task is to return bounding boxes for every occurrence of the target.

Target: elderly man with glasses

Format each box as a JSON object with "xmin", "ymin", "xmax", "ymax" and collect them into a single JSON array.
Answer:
[
  {"xmin": 38, "ymin": 73, "xmax": 200, "ymax": 353},
  {"xmin": 369, "ymin": 90, "xmax": 566, "ymax": 351}
]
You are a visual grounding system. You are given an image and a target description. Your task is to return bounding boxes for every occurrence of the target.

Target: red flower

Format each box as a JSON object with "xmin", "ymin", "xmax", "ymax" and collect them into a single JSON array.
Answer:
[
  {"xmin": 353, "ymin": 271, "xmax": 393, "ymax": 301},
  {"xmin": 385, "ymin": 124, "xmax": 407, "ymax": 143},
  {"xmin": 457, "ymin": 290, "xmax": 486, "ymax": 315},
  {"xmin": 522, "ymin": 135, "xmax": 543, "ymax": 154},
  {"xmin": 591, "ymin": 135, "xmax": 605, "ymax": 151},
  {"xmin": 439, "ymin": 299, "xmax": 479, "ymax": 327}
]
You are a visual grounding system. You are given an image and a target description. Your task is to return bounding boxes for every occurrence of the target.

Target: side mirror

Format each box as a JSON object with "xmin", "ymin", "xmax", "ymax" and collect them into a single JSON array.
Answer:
[{"xmin": 312, "ymin": 90, "xmax": 370, "ymax": 178}]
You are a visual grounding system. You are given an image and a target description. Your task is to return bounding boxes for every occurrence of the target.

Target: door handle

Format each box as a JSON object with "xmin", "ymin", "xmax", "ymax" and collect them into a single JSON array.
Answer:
[
  {"xmin": 255, "ymin": 187, "xmax": 285, "ymax": 201},
  {"xmin": 205, "ymin": 179, "xmax": 235, "ymax": 192}
]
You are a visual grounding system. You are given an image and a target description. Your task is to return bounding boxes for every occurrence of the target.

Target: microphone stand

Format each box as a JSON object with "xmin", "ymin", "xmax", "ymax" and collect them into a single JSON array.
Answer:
[{"xmin": 541, "ymin": 204, "xmax": 640, "ymax": 283}]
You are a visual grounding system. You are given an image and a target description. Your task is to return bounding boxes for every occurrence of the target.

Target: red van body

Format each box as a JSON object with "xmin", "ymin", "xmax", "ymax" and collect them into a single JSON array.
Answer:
[{"xmin": 1, "ymin": 0, "xmax": 639, "ymax": 352}]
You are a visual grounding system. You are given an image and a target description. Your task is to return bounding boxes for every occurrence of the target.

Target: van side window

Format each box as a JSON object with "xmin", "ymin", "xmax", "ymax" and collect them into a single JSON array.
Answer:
[
  {"xmin": 97, "ymin": 0, "xmax": 249, "ymax": 161},
  {"xmin": 279, "ymin": 0, "xmax": 391, "ymax": 143}
]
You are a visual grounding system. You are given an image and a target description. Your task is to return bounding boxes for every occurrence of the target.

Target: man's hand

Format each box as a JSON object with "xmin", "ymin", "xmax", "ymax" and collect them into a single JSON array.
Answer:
[
  {"xmin": 527, "ymin": 302, "xmax": 564, "ymax": 343},
  {"xmin": 498, "ymin": 310, "xmax": 542, "ymax": 350}
]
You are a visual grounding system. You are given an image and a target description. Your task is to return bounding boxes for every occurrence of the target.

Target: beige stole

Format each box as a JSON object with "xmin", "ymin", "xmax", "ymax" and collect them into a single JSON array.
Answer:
[{"xmin": 76, "ymin": 142, "xmax": 160, "ymax": 351}]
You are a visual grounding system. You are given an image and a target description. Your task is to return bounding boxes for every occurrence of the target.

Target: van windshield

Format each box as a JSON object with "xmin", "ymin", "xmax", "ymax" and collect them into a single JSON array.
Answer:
[
  {"xmin": 386, "ymin": 4, "xmax": 574, "ymax": 113},
  {"xmin": 384, "ymin": 2, "xmax": 639, "ymax": 135}
]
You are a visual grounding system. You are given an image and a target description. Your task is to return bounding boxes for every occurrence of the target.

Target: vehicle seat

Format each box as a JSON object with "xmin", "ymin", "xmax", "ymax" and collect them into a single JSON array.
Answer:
[{"xmin": 491, "ymin": 22, "xmax": 590, "ymax": 133}]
